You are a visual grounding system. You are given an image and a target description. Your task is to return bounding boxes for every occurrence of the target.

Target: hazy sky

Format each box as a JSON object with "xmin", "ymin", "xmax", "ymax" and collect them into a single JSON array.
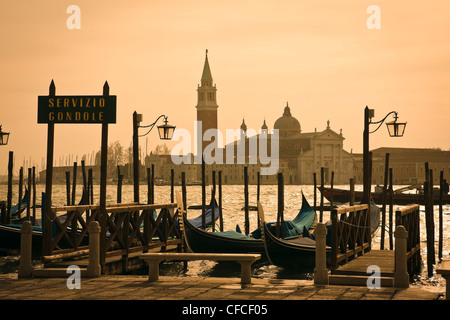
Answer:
[{"xmin": 1, "ymin": 1, "xmax": 449, "ymax": 176}]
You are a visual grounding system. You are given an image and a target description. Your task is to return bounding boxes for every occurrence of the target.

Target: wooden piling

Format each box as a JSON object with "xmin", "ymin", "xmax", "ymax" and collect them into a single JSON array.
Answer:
[
  {"xmin": 43, "ymin": 80, "xmax": 56, "ymax": 257},
  {"xmin": 170, "ymin": 169, "xmax": 174, "ymax": 203},
  {"xmin": 380, "ymin": 153, "xmax": 389, "ymax": 250},
  {"xmin": 87, "ymin": 168, "xmax": 93, "ymax": 220},
  {"xmin": 32, "ymin": 166, "xmax": 36, "ymax": 225},
  {"xmin": 349, "ymin": 178, "xmax": 355, "ymax": 206},
  {"xmin": 81, "ymin": 160, "xmax": 87, "ymax": 192},
  {"xmin": 202, "ymin": 156, "xmax": 206, "ymax": 229},
  {"xmin": 118, "ymin": 166, "xmax": 123, "ymax": 203},
  {"xmin": 218, "ymin": 171, "xmax": 223, "ymax": 232},
  {"xmin": 71, "ymin": 162, "xmax": 77, "ymax": 205},
  {"xmin": 244, "ymin": 167, "xmax": 249, "ymax": 235},
  {"xmin": 150, "ymin": 164, "xmax": 155, "ymax": 204},
  {"xmin": 429, "ymin": 166, "xmax": 436, "ymax": 265},
  {"xmin": 389, "ymin": 168, "xmax": 394, "ymax": 250},
  {"xmin": 26, "ymin": 168, "xmax": 31, "ymax": 221},
  {"xmin": 277, "ymin": 172, "xmax": 284, "ymax": 238},
  {"xmin": 313, "ymin": 172, "xmax": 317, "ymax": 212},
  {"xmin": 181, "ymin": 171, "xmax": 188, "ymax": 269},
  {"xmin": 146, "ymin": 167, "xmax": 151, "ymax": 205},
  {"xmin": 65, "ymin": 171, "xmax": 71, "ymax": 205},
  {"xmin": 181, "ymin": 172, "xmax": 187, "ymax": 212},
  {"xmin": 330, "ymin": 171, "xmax": 334, "ymax": 210},
  {"xmin": 6, "ymin": 151, "xmax": 13, "ymax": 225},
  {"xmin": 99, "ymin": 81, "xmax": 110, "ymax": 267},
  {"xmin": 320, "ymin": 167, "xmax": 324, "ymax": 222},
  {"xmin": 18, "ymin": 167, "xmax": 23, "ymax": 218},
  {"xmin": 71, "ymin": 162, "xmax": 78, "ymax": 241},
  {"xmin": 439, "ymin": 171, "xmax": 443, "ymax": 262},
  {"xmin": 424, "ymin": 162, "xmax": 435, "ymax": 277},
  {"xmin": 212, "ymin": 170, "xmax": 216, "ymax": 231},
  {"xmin": 88, "ymin": 168, "xmax": 93, "ymax": 209},
  {"xmin": 257, "ymin": 172, "xmax": 261, "ymax": 204},
  {"xmin": 132, "ymin": 111, "xmax": 140, "ymax": 204}
]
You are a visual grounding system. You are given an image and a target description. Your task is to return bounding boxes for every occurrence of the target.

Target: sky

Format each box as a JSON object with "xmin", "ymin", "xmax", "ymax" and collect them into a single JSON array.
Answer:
[{"xmin": 1, "ymin": 0, "xmax": 449, "ymax": 176}]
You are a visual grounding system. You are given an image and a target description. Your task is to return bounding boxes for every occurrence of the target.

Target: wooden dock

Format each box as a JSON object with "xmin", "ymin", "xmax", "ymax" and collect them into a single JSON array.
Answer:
[
  {"xmin": 330, "ymin": 250, "xmax": 396, "ymax": 287},
  {"xmin": 0, "ymin": 274, "xmax": 443, "ymax": 301}
]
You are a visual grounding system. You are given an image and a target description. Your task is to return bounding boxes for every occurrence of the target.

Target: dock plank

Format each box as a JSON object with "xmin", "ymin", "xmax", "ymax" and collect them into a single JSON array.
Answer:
[{"xmin": 332, "ymin": 250, "xmax": 395, "ymax": 276}]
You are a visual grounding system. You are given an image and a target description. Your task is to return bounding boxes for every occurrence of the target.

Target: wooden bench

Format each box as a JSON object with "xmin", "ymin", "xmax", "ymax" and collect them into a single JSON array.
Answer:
[
  {"xmin": 436, "ymin": 260, "xmax": 450, "ymax": 299},
  {"xmin": 139, "ymin": 253, "xmax": 261, "ymax": 284}
]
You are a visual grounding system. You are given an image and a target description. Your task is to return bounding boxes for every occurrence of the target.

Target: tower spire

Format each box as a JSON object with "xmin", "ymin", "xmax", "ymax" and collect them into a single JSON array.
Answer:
[
  {"xmin": 201, "ymin": 49, "xmax": 213, "ymax": 86},
  {"xmin": 196, "ymin": 50, "xmax": 219, "ymax": 155}
]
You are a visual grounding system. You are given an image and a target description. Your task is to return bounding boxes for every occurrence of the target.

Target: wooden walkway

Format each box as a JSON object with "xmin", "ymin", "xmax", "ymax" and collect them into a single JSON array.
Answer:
[
  {"xmin": 330, "ymin": 250, "xmax": 396, "ymax": 287},
  {"xmin": 0, "ymin": 274, "xmax": 443, "ymax": 301}
]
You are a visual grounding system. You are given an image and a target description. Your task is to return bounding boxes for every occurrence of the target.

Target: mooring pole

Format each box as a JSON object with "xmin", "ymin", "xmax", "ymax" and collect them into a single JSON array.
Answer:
[
  {"xmin": 42, "ymin": 80, "xmax": 55, "ymax": 257},
  {"xmin": 99, "ymin": 81, "xmax": 110, "ymax": 268},
  {"xmin": 6, "ymin": 151, "xmax": 13, "ymax": 225},
  {"xmin": 133, "ymin": 111, "xmax": 140, "ymax": 203}
]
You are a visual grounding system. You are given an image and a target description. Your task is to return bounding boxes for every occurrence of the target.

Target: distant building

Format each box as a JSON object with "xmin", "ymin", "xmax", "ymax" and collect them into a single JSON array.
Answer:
[
  {"xmin": 353, "ymin": 147, "xmax": 450, "ymax": 186},
  {"xmin": 155, "ymin": 51, "xmax": 354, "ymax": 185},
  {"xmin": 38, "ymin": 165, "xmax": 100, "ymax": 184}
]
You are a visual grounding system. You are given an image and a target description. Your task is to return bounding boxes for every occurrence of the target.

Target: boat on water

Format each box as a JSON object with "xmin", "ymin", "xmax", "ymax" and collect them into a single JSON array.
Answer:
[
  {"xmin": 181, "ymin": 192, "xmax": 317, "ymax": 256},
  {"xmin": 9, "ymin": 188, "xmax": 29, "ymax": 219},
  {"xmin": 319, "ymin": 184, "xmax": 450, "ymax": 205},
  {"xmin": 0, "ymin": 190, "xmax": 90, "ymax": 256},
  {"xmin": 257, "ymin": 196, "xmax": 380, "ymax": 269},
  {"xmin": 257, "ymin": 195, "xmax": 325, "ymax": 269}
]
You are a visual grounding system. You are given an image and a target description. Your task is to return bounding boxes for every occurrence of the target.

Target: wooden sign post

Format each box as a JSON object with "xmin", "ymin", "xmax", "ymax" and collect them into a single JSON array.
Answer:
[{"xmin": 38, "ymin": 80, "xmax": 116, "ymax": 262}]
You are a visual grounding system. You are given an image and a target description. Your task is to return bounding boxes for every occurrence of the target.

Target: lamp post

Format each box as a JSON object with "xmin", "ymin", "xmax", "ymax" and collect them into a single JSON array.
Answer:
[
  {"xmin": 362, "ymin": 106, "xmax": 406, "ymax": 205},
  {"xmin": 132, "ymin": 111, "xmax": 175, "ymax": 203},
  {"xmin": 0, "ymin": 125, "xmax": 10, "ymax": 146}
]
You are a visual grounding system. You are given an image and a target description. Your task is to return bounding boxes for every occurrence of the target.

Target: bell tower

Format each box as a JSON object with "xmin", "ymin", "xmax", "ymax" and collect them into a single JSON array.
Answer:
[{"xmin": 196, "ymin": 50, "xmax": 219, "ymax": 155}]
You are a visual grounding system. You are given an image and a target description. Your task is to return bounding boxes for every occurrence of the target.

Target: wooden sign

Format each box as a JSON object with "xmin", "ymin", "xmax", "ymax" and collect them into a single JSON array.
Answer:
[{"xmin": 38, "ymin": 95, "xmax": 117, "ymax": 124}]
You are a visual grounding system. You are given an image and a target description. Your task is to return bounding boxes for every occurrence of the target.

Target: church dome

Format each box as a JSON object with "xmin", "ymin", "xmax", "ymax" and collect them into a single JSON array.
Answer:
[{"xmin": 273, "ymin": 103, "xmax": 301, "ymax": 137}]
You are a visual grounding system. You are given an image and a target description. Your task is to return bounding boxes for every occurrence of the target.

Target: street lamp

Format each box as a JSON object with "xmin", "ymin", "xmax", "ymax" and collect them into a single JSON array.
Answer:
[
  {"xmin": 0, "ymin": 125, "xmax": 10, "ymax": 146},
  {"xmin": 132, "ymin": 111, "xmax": 175, "ymax": 203},
  {"xmin": 363, "ymin": 106, "xmax": 407, "ymax": 205},
  {"xmin": 385, "ymin": 113, "xmax": 407, "ymax": 138}
]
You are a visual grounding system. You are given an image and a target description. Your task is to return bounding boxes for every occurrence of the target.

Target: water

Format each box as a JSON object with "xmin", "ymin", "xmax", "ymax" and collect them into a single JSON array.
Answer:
[{"xmin": 1, "ymin": 183, "xmax": 449, "ymax": 287}]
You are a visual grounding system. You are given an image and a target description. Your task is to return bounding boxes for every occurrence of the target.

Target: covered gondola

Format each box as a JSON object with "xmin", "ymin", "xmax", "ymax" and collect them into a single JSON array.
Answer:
[
  {"xmin": 0, "ymin": 189, "xmax": 89, "ymax": 256},
  {"xmin": 257, "ymin": 195, "xmax": 328, "ymax": 269},
  {"xmin": 181, "ymin": 192, "xmax": 316, "ymax": 256},
  {"xmin": 258, "ymin": 195, "xmax": 380, "ymax": 269}
]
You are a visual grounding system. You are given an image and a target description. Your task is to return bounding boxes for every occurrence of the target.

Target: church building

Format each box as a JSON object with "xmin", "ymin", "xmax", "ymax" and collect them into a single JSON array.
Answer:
[{"xmin": 159, "ymin": 51, "xmax": 355, "ymax": 185}]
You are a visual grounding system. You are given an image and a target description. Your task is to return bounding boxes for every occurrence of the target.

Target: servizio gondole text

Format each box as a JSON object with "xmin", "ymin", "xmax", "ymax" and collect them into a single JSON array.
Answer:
[{"xmin": 37, "ymin": 95, "xmax": 117, "ymax": 124}]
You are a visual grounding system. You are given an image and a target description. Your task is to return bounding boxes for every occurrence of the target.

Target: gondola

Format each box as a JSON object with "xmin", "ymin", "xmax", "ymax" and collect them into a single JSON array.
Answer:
[
  {"xmin": 181, "ymin": 192, "xmax": 316, "ymax": 256},
  {"xmin": 250, "ymin": 192, "xmax": 317, "ymax": 239},
  {"xmin": 257, "ymin": 197, "xmax": 380, "ymax": 269},
  {"xmin": 186, "ymin": 194, "xmax": 221, "ymax": 229},
  {"xmin": 257, "ymin": 195, "xmax": 326, "ymax": 269},
  {"xmin": 0, "ymin": 190, "xmax": 90, "ymax": 256},
  {"xmin": 319, "ymin": 185, "xmax": 450, "ymax": 205},
  {"xmin": 182, "ymin": 212, "xmax": 265, "ymax": 255},
  {"xmin": 8, "ymin": 188, "xmax": 29, "ymax": 219}
]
